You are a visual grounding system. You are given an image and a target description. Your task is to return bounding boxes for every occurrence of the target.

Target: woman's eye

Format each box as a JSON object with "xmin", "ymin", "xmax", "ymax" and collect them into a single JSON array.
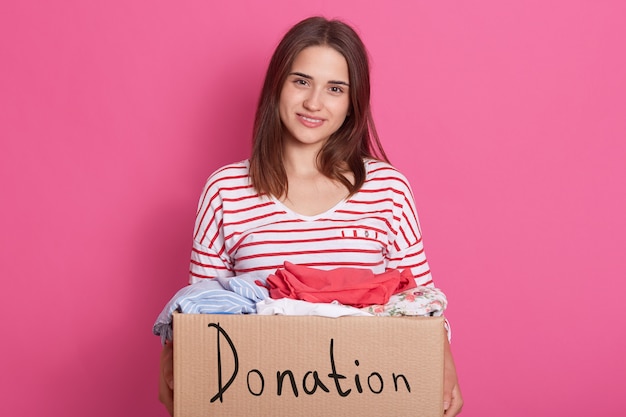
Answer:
[
  {"xmin": 294, "ymin": 79, "xmax": 308, "ymax": 86},
  {"xmin": 329, "ymin": 86, "xmax": 344, "ymax": 94}
]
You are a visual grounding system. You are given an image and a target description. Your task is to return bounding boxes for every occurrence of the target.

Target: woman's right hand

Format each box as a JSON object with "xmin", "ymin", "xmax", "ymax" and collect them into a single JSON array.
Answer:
[{"xmin": 159, "ymin": 341, "xmax": 174, "ymax": 416}]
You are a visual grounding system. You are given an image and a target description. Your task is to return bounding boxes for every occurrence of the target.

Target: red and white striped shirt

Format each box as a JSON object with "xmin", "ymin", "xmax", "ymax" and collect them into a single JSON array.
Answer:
[{"xmin": 190, "ymin": 159, "xmax": 433, "ymax": 287}]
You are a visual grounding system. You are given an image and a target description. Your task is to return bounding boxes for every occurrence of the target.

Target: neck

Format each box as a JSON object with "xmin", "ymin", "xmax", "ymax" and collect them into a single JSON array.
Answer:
[{"xmin": 282, "ymin": 142, "xmax": 323, "ymax": 179}]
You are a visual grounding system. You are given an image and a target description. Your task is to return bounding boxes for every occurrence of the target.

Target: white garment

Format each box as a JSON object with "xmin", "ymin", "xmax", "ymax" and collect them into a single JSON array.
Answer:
[{"xmin": 256, "ymin": 298, "xmax": 373, "ymax": 317}]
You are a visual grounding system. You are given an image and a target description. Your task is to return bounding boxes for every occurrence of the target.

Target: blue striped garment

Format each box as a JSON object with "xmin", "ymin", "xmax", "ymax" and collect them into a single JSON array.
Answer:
[{"xmin": 153, "ymin": 274, "xmax": 269, "ymax": 344}]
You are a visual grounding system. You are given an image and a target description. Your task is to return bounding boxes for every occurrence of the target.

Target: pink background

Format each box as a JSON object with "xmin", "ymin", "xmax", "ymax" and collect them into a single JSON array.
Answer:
[{"xmin": 1, "ymin": 1, "xmax": 625, "ymax": 416}]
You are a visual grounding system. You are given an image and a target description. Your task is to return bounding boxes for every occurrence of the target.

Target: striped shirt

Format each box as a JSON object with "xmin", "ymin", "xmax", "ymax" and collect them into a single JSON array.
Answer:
[{"xmin": 190, "ymin": 159, "xmax": 433, "ymax": 287}]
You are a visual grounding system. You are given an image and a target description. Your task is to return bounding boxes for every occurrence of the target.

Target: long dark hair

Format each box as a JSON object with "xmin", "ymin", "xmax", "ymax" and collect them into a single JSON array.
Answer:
[{"xmin": 249, "ymin": 16, "xmax": 389, "ymax": 198}]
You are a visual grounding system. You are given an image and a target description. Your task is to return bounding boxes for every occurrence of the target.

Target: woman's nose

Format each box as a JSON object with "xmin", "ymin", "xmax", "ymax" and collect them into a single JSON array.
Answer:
[{"xmin": 303, "ymin": 90, "xmax": 322, "ymax": 111}]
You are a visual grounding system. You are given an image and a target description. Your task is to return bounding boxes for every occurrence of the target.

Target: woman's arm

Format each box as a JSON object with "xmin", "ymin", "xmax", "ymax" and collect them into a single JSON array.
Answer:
[
  {"xmin": 382, "ymin": 168, "xmax": 463, "ymax": 414},
  {"xmin": 159, "ymin": 340, "xmax": 174, "ymax": 416},
  {"xmin": 158, "ymin": 168, "xmax": 239, "ymax": 415}
]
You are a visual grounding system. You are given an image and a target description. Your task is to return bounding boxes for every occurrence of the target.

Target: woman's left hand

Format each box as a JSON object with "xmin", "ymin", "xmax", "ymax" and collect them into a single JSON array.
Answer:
[{"xmin": 443, "ymin": 336, "xmax": 463, "ymax": 416}]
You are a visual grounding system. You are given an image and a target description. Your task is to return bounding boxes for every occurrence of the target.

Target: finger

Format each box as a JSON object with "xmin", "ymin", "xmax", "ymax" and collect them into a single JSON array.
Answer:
[
  {"xmin": 443, "ymin": 379, "xmax": 453, "ymax": 409},
  {"xmin": 444, "ymin": 384, "xmax": 463, "ymax": 416},
  {"xmin": 443, "ymin": 396, "xmax": 451, "ymax": 412}
]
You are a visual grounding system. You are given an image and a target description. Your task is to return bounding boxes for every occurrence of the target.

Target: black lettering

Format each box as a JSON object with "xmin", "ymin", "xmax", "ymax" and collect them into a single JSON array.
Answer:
[
  {"xmin": 247, "ymin": 369, "xmax": 264, "ymax": 396},
  {"xmin": 202, "ymin": 331, "xmax": 409, "ymax": 401},
  {"xmin": 276, "ymin": 370, "xmax": 299, "ymax": 397},
  {"xmin": 327, "ymin": 339, "xmax": 351, "ymax": 397},
  {"xmin": 392, "ymin": 373, "xmax": 411, "ymax": 392},
  {"xmin": 207, "ymin": 322, "xmax": 239, "ymax": 403},
  {"xmin": 367, "ymin": 372, "xmax": 383, "ymax": 394},
  {"xmin": 302, "ymin": 371, "xmax": 330, "ymax": 395},
  {"xmin": 353, "ymin": 360, "xmax": 363, "ymax": 393}
]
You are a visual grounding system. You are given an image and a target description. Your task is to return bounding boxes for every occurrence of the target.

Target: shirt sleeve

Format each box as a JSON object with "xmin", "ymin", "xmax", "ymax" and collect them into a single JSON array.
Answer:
[
  {"xmin": 384, "ymin": 173, "xmax": 433, "ymax": 287},
  {"xmin": 189, "ymin": 177, "xmax": 235, "ymax": 283}
]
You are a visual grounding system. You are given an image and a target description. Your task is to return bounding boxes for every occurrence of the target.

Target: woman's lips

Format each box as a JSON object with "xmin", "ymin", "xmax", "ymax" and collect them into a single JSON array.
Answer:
[{"xmin": 297, "ymin": 113, "xmax": 324, "ymax": 127}]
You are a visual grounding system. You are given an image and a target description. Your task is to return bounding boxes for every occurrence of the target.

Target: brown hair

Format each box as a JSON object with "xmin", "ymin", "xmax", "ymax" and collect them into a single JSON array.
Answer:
[{"xmin": 249, "ymin": 16, "xmax": 389, "ymax": 198}]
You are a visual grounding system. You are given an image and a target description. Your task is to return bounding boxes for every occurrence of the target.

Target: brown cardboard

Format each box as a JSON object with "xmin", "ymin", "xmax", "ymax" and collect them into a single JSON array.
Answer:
[{"xmin": 173, "ymin": 313, "xmax": 444, "ymax": 417}]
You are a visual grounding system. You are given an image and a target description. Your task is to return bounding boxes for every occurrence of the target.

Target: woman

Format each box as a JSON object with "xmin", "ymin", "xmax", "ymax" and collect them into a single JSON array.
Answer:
[{"xmin": 160, "ymin": 16, "xmax": 463, "ymax": 416}]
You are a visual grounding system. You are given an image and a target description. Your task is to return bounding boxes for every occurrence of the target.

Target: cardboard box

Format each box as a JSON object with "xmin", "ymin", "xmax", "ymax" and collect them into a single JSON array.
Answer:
[{"xmin": 173, "ymin": 313, "xmax": 444, "ymax": 417}]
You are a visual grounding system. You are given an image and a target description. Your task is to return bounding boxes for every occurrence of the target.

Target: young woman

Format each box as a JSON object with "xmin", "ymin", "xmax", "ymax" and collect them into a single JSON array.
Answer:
[{"xmin": 159, "ymin": 16, "xmax": 463, "ymax": 416}]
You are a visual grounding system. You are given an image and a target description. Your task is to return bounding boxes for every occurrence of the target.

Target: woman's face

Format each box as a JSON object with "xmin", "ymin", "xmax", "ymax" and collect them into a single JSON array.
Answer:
[{"xmin": 279, "ymin": 45, "xmax": 351, "ymax": 150}]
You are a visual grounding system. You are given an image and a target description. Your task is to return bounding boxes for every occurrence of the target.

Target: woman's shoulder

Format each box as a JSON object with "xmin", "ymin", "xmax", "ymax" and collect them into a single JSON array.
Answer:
[
  {"xmin": 361, "ymin": 159, "xmax": 417, "ymax": 207},
  {"xmin": 364, "ymin": 159, "xmax": 412, "ymax": 187},
  {"xmin": 204, "ymin": 160, "xmax": 251, "ymax": 188},
  {"xmin": 207, "ymin": 159, "xmax": 250, "ymax": 178},
  {"xmin": 197, "ymin": 160, "xmax": 250, "ymax": 194}
]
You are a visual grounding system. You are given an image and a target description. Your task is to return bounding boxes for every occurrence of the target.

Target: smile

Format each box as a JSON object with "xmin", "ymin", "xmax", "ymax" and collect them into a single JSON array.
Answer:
[{"xmin": 298, "ymin": 114, "xmax": 324, "ymax": 126}]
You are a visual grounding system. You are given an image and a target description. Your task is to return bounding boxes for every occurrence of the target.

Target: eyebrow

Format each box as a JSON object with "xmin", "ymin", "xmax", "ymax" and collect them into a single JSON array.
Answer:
[{"xmin": 289, "ymin": 72, "xmax": 350, "ymax": 87}]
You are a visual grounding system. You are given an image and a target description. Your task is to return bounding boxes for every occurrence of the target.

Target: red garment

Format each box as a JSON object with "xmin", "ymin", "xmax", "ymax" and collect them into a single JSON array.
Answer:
[{"xmin": 265, "ymin": 262, "xmax": 417, "ymax": 308}]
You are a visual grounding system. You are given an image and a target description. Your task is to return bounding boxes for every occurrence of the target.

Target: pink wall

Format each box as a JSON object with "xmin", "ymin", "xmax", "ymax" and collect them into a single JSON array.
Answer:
[{"xmin": 1, "ymin": 1, "xmax": 624, "ymax": 416}]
